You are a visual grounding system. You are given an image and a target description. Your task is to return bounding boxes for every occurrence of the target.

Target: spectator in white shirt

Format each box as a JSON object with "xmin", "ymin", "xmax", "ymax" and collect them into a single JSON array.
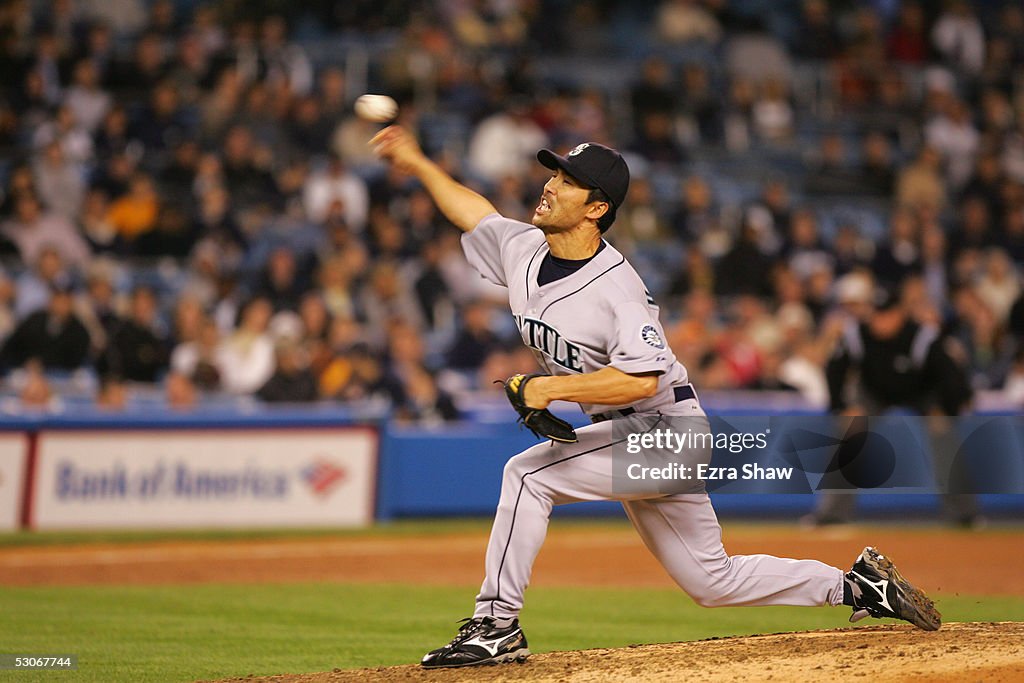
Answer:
[
  {"xmin": 467, "ymin": 99, "xmax": 548, "ymax": 185},
  {"xmin": 302, "ymin": 153, "xmax": 369, "ymax": 231},
  {"xmin": 0, "ymin": 194, "xmax": 91, "ymax": 270},
  {"xmin": 931, "ymin": 0, "xmax": 986, "ymax": 77},
  {"xmin": 32, "ymin": 105, "xmax": 94, "ymax": 165},
  {"xmin": 62, "ymin": 59, "xmax": 111, "ymax": 133},
  {"xmin": 215, "ymin": 297, "xmax": 276, "ymax": 394},
  {"xmin": 925, "ymin": 98, "xmax": 980, "ymax": 189},
  {"xmin": 32, "ymin": 141, "xmax": 85, "ymax": 220}
]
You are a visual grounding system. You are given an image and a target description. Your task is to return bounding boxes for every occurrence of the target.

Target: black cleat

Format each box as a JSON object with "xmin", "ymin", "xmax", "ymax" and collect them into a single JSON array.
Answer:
[
  {"xmin": 845, "ymin": 546, "xmax": 941, "ymax": 631},
  {"xmin": 420, "ymin": 616, "xmax": 530, "ymax": 668}
]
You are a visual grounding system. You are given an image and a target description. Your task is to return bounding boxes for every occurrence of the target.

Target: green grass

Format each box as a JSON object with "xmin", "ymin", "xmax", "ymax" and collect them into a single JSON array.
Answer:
[{"xmin": 0, "ymin": 583, "xmax": 1021, "ymax": 683}]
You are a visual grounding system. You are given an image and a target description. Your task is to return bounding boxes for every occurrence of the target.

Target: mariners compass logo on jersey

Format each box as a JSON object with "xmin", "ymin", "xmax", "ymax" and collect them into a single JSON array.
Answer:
[
  {"xmin": 514, "ymin": 315, "xmax": 584, "ymax": 372},
  {"xmin": 640, "ymin": 324, "xmax": 665, "ymax": 349}
]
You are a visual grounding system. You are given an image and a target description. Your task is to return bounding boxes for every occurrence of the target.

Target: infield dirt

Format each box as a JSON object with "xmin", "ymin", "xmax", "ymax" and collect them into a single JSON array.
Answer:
[
  {"xmin": 206, "ymin": 622, "xmax": 1024, "ymax": 683},
  {"xmin": 1, "ymin": 523, "xmax": 1021, "ymax": 594}
]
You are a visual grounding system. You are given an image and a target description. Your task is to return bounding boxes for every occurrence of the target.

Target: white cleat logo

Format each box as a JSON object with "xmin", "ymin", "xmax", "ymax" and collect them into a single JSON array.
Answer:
[
  {"xmin": 851, "ymin": 570, "xmax": 893, "ymax": 615},
  {"xmin": 460, "ymin": 632, "xmax": 517, "ymax": 658}
]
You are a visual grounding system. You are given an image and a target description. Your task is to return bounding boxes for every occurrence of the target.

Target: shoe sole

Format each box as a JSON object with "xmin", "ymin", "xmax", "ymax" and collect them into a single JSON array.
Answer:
[
  {"xmin": 421, "ymin": 648, "xmax": 531, "ymax": 669},
  {"xmin": 864, "ymin": 548, "xmax": 942, "ymax": 631}
]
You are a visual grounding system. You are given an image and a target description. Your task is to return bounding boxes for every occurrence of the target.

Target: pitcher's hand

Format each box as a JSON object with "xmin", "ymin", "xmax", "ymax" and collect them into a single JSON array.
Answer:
[{"xmin": 370, "ymin": 125, "xmax": 426, "ymax": 175}]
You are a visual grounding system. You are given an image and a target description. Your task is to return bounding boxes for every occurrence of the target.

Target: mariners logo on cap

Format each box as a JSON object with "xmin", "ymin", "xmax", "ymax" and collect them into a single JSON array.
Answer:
[
  {"xmin": 568, "ymin": 143, "xmax": 590, "ymax": 157},
  {"xmin": 640, "ymin": 324, "xmax": 664, "ymax": 349}
]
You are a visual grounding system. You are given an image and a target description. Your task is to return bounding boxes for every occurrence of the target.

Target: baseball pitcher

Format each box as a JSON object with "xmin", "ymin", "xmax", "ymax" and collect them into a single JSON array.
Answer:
[{"xmin": 371, "ymin": 126, "xmax": 941, "ymax": 669}]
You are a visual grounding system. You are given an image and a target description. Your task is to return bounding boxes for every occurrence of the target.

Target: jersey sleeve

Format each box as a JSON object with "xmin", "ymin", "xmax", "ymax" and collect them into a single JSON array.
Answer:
[
  {"xmin": 461, "ymin": 213, "xmax": 542, "ymax": 287},
  {"xmin": 608, "ymin": 301, "xmax": 672, "ymax": 375}
]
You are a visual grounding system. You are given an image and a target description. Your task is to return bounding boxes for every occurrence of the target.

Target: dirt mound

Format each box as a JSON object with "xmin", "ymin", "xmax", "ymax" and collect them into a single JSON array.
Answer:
[
  {"xmin": 4, "ymin": 525, "xmax": 1023, "ymax": 596},
  {"xmin": 205, "ymin": 622, "xmax": 1024, "ymax": 683}
]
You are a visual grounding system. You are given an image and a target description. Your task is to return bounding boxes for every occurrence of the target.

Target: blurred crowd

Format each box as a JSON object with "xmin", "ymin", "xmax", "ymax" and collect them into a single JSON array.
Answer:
[{"xmin": 0, "ymin": 0, "xmax": 1022, "ymax": 420}]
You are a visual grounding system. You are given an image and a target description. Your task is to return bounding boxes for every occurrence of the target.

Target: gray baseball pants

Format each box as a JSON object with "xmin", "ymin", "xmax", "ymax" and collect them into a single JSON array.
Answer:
[{"xmin": 474, "ymin": 405, "xmax": 845, "ymax": 618}]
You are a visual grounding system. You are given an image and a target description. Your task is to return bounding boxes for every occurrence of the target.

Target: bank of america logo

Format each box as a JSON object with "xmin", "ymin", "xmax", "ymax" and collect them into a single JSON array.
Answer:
[{"xmin": 301, "ymin": 459, "xmax": 347, "ymax": 497}]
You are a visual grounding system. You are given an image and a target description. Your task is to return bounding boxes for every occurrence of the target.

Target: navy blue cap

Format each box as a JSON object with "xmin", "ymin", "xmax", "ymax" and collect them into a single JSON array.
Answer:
[
  {"xmin": 537, "ymin": 143, "xmax": 630, "ymax": 217},
  {"xmin": 874, "ymin": 286, "xmax": 902, "ymax": 311}
]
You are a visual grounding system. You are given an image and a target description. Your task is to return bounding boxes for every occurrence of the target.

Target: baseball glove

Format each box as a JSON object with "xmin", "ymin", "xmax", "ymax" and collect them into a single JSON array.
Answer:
[{"xmin": 500, "ymin": 373, "xmax": 578, "ymax": 443}]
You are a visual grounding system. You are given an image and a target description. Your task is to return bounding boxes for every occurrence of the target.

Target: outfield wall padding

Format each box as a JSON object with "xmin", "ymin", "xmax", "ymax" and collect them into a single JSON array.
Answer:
[{"xmin": 0, "ymin": 405, "xmax": 1021, "ymax": 529}]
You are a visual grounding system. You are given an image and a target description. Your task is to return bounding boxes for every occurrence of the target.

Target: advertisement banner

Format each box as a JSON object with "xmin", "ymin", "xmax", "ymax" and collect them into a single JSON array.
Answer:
[
  {"xmin": 0, "ymin": 433, "xmax": 27, "ymax": 530},
  {"xmin": 30, "ymin": 428, "xmax": 377, "ymax": 529}
]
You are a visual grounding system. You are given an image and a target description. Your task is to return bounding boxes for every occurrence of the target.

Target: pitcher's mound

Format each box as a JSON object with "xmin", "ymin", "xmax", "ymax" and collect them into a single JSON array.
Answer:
[{"xmin": 209, "ymin": 622, "xmax": 1024, "ymax": 683}]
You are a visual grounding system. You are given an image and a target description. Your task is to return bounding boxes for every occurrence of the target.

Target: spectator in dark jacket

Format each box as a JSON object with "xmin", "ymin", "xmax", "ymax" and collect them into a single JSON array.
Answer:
[
  {"xmin": 446, "ymin": 300, "xmax": 503, "ymax": 371},
  {"xmin": 0, "ymin": 283, "xmax": 91, "ymax": 371},
  {"xmin": 256, "ymin": 338, "xmax": 318, "ymax": 403},
  {"xmin": 396, "ymin": 365, "xmax": 460, "ymax": 425},
  {"xmin": 254, "ymin": 247, "xmax": 311, "ymax": 312},
  {"xmin": 715, "ymin": 224, "xmax": 774, "ymax": 297},
  {"xmin": 99, "ymin": 286, "xmax": 170, "ymax": 382}
]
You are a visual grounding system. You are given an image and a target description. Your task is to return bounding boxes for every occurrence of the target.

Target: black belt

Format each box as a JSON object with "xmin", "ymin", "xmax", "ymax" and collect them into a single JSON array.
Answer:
[{"xmin": 590, "ymin": 384, "xmax": 697, "ymax": 423}]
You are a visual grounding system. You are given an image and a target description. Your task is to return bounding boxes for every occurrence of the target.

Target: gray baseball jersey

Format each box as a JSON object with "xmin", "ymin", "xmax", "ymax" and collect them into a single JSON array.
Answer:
[
  {"xmin": 464, "ymin": 213, "xmax": 688, "ymax": 416},
  {"xmin": 461, "ymin": 212, "xmax": 845, "ymax": 620}
]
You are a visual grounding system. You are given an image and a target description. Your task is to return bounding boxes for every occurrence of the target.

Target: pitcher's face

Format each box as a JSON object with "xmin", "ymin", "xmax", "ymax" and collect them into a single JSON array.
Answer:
[{"xmin": 532, "ymin": 168, "xmax": 601, "ymax": 234}]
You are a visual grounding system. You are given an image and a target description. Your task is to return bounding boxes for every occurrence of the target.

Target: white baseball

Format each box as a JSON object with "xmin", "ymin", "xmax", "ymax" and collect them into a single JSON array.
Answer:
[{"xmin": 354, "ymin": 94, "xmax": 398, "ymax": 123}]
